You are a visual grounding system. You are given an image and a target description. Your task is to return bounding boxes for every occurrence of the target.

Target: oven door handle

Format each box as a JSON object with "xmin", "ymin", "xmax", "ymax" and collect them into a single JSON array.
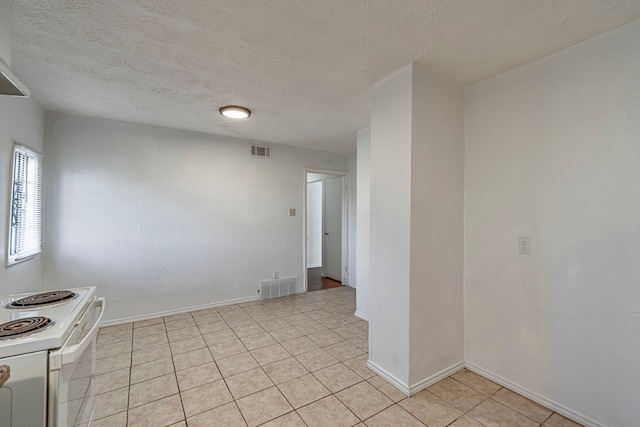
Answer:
[{"xmin": 50, "ymin": 297, "xmax": 105, "ymax": 369}]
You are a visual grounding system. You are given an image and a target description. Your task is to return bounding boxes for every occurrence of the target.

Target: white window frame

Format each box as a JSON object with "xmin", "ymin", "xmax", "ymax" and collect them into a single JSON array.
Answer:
[{"xmin": 6, "ymin": 142, "xmax": 43, "ymax": 266}]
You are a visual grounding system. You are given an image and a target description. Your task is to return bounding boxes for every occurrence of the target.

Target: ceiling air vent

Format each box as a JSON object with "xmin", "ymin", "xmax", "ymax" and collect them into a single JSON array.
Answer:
[{"xmin": 251, "ymin": 145, "xmax": 272, "ymax": 159}]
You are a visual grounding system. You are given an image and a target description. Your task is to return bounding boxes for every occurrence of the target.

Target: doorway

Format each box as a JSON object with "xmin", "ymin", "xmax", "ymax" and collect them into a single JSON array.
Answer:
[{"xmin": 305, "ymin": 170, "xmax": 347, "ymax": 292}]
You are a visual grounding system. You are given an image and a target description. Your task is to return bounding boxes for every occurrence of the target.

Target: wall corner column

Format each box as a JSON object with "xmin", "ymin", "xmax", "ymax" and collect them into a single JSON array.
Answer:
[{"xmin": 368, "ymin": 63, "xmax": 465, "ymax": 393}]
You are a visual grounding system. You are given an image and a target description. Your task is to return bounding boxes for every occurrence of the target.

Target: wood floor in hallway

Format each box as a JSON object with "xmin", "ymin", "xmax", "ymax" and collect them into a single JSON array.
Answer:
[{"xmin": 307, "ymin": 267, "xmax": 342, "ymax": 292}]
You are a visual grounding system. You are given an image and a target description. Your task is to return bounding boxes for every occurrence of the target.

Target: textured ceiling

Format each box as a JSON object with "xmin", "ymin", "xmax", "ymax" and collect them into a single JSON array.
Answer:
[{"xmin": 11, "ymin": 1, "xmax": 640, "ymax": 153}]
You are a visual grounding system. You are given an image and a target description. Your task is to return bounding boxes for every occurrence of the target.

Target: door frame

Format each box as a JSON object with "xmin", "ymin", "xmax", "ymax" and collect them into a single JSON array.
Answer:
[{"xmin": 302, "ymin": 167, "xmax": 349, "ymax": 293}]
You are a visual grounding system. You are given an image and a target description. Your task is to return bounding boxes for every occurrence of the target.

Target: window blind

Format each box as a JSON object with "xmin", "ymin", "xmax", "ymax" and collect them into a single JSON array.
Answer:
[{"xmin": 7, "ymin": 142, "xmax": 43, "ymax": 265}]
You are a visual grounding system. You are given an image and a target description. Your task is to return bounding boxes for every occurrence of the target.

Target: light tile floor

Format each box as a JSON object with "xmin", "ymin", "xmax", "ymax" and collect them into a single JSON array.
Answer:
[{"xmin": 95, "ymin": 287, "xmax": 583, "ymax": 427}]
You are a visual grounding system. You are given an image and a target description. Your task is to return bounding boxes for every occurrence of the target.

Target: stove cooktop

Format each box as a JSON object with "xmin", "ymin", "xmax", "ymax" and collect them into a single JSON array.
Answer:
[{"xmin": 0, "ymin": 287, "xmax": 96, "ymax": 358}]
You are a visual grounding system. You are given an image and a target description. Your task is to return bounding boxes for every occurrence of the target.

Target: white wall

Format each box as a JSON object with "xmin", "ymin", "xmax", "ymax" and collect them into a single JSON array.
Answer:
[
  {"xmin": 464, "ymin": 20, "xmax": 640, "ymax": 427},
  {"xmin": 409, "ymin": 64, "xmax": 464, "ymax": 386},
  {"xmin": 369, "ymin": 66, "xmax": 413, "ymax": 386},
  {"xmin": 347, "ymin": 150, "xmax": 356, "ymax": 288},
  {"xmin": 306, "ymin": 180, "xmax": 322, "ymax": 268},
  {"xmin": 44, "ymin": 113, "xmax": 347, "ymax": 322},
  {"xmin": 306, "ymin": 173, "xmax": 325, "ymax": 183},
  {"xmin": 0, "ymin": 0, "xmax": 12, "ymax": 66},
  {"xmin": 355, "ymin": 128, "xmax": 370, "ymax": 318},
  {"xmin": 0, "ymin": 0, "xmax": 46, "ymax": 295},
  {"xmin": 0, "ymin": 97, "xmax": 46, "ymax": 294},
  {"xmin": 368, "ymin": 64, "xmax": 464, "ymax": 392}
]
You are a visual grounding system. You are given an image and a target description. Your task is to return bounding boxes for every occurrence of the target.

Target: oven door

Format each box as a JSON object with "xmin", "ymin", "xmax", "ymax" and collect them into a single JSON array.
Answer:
[{"xmin": 48, "ymin": 297, "xmax": 105, "ymax": 427}]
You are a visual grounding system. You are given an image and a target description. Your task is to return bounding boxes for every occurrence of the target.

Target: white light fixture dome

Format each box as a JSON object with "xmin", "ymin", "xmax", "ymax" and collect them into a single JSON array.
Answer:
[{"xmin": 219, "ymin": 105, "xmax": 251, "ymax": 119}]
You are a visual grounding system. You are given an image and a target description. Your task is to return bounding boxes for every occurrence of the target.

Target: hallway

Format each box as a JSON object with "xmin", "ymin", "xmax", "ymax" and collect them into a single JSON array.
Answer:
[{"xmin": 306, "ymin": 267, "xmax": 342, "ymax": 292}]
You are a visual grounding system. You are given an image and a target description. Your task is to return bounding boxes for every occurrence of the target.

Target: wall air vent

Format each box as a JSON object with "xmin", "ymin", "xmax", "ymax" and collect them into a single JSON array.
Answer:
[
  {"xmin": 251, "ymin": 145, "xmax": 271, "ymax": 158},
  {"xmin": 259, "ymin": 276, "xmax": 297, "ymax": 300}
]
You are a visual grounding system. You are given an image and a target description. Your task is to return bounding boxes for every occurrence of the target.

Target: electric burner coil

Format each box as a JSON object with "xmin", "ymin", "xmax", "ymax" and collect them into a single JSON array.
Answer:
[
  {"xmin": 6, "ymin": 290, "xmax": 77, "ymax": 309},
  {"xmin": 0, "ymin": 317, "xmax": 54, "ymax": 339}
]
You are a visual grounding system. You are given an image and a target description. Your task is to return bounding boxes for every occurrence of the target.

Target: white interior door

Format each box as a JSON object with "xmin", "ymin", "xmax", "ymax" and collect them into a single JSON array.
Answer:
[
  {"xmin": 323, "ymin": 176, "xmax": 343, "ymax": 282},
  {"xmin": 306, "ymin": 180, "xmax": 323, "ymax": 268}
]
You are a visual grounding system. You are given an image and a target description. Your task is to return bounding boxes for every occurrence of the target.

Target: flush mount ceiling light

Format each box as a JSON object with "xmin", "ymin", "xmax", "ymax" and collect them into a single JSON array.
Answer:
[{"xmin": 219, "ymin": 105, "xmax": 251, "ymax": 119}]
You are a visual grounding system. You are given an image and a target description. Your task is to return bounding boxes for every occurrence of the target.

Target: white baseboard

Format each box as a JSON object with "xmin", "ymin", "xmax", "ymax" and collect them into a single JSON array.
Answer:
[
  {"xmin": 354, "ymin": 310, "xmax": 369, "ymax": 321},
  {"xmin": 366, "ymin": 359, "xmax": 465, "ymax": 397},
  {"xmin": 409, "ymin": 361, "xmax": 465, "ymax": 395},
  {"xmin": 100, "ymin": 295, "xmax": 260, "ymax": 327},
  {"xmin": 366, "ymin": 360, "xmax": 410, "ymax": 395},
  {"xmin": 465, "ymin": 361, "xmax": 604, "ymax": 427}
]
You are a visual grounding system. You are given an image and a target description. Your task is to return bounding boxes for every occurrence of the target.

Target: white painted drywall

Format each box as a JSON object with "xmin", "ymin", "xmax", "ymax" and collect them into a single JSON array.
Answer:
[
  {"xmin": 355, "ymin": 128, "xmax": 370, "ymax": 318},
  {"xmin": 465, "ymin": 19, "xmax": 640, "ymax": 427},
  {"xmin": 306, "ymin": 180, "xmax": 322, "ymax": 268},
  {"xmin": 0, "ymin": 0, "xmax": 12, "ymax": 66},
  {"xmin": 408, "ymin": 64, "xmax": 464, "ymax": 386},
  {"xmin": 347, "ymin": 150, "xmax": 356, "ymax": 288},
  {"xmin": 43, "ymin": 113, "xmax": 347, "ymax": 322},
  {"xmin": 0, "ymin": 2, "xmax": 45, "ymax": 294},
  {"xmin": 0, "ymin": 96, "xmax": 45, "ymax": 294},
  {"xmin": 368, "ymin": 63, "xmax": 464, "ymax": 392},
  {"xmin": 306, "ymin": 173, "xmax": 324, "ymax": 183},
  {"xmin": 369, "ymin": 65, "xmax": 413, "ymax": 386}
]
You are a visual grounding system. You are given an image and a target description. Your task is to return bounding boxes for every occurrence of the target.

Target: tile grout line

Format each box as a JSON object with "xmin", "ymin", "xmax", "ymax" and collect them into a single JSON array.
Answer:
[
  {"xmin": 208, "ymin": 308, "xmax": 252, "ymax": 426},
  {"xmin": 220, "ymin": 347, "xmax": 252, "ymax": 426},
  {"xmin": 166, "ymin": 314, "xmax": 189, "ymax": 426},
  {"xmin": 126, "ymin": 321, "xmax": 134, "ymax": 426}
]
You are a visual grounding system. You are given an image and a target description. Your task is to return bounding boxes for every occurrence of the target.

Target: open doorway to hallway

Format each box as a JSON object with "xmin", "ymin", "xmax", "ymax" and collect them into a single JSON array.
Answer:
[{"xmin": 305, "ymin": 170, "xmax": 347, "ymax": 292}]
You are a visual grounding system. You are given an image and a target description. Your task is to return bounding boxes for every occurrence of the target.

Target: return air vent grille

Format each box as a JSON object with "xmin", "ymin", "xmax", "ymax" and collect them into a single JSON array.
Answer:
[
  {"xmin": 251, "ymin": 145, "xmax": 271, "ymax": 158},
  {"xmin": 259, "ymin": 276, "xmax": 297, "ymax": 300}
]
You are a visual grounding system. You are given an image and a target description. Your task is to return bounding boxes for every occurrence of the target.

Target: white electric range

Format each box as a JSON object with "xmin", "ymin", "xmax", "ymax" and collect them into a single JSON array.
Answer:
[{"xmin": 0, "ymin": 287, "xmax": 104, "ymax": 427}]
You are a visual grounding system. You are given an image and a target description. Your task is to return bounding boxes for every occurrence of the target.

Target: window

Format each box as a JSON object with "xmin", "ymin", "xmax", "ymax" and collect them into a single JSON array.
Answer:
[{"xmin": 7, "ymin": 142, "xmax": 43, "ymax": 266}]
